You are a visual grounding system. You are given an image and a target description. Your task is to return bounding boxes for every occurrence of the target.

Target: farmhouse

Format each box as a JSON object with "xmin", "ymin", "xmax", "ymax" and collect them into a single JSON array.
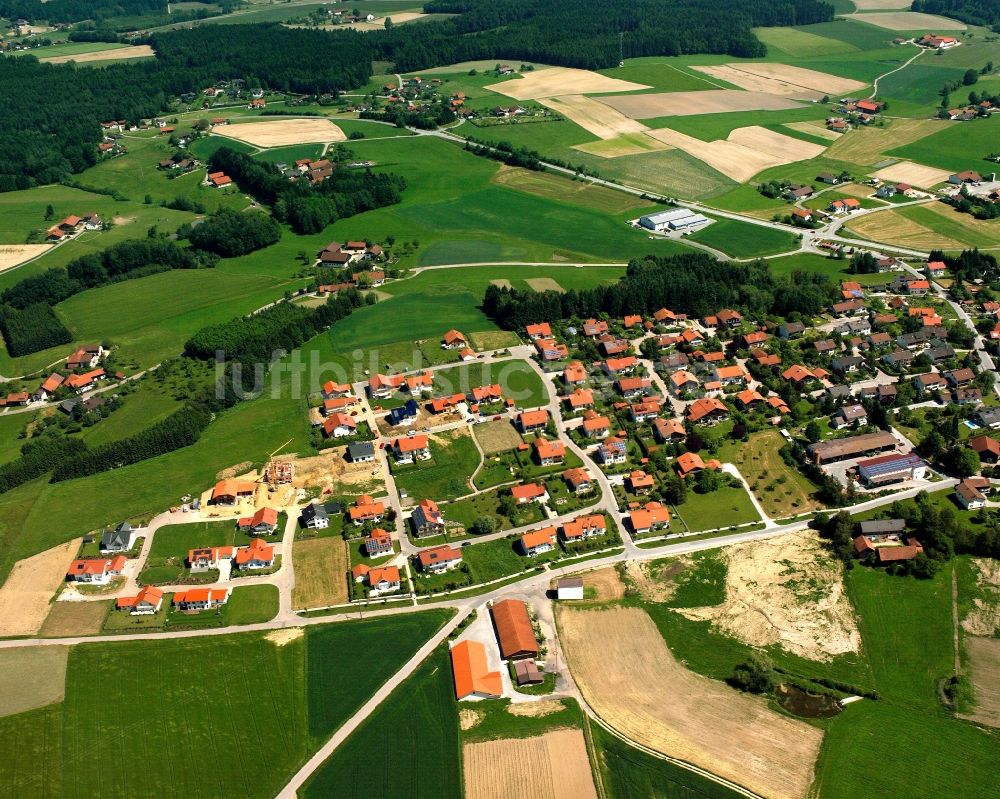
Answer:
[
  {"xmin": 66, "ymin": 556, "xmax": 126, "ymax": 584},
  {"xmin": 417, "ymin": 544, "xmax": 463, "ymax": 573},
  {"xmin": 411, "ymin": 498, "xmax": 445, "ymax": 537},
  {"xmin": 520, "ymin": 526, "xmax": 557, "ymax": 556},
  {"xmin": 450, "ymin": 640, "xmax": 502, "ymax": 700},
  {"xmin": 236, "ymin": 506, "xmax": 279, "ymax": 534},
  {"xmin": 116, "ymin": 586, "xmax": 164, "ymax": 615},
  {"xmin": 391, "ymin": 434, "xmax": 431, "ymax": 463},
  {"xmin": 364, "ymin": 528, "xmax": 394, "ymax": 557},
  {"xmin": 173, "ymin": 588, "xmax": 230, "ymax": 611},
  {"xmin": 234, "ymin": 537, "xmax": 275, "ymax": 570},
  {"xmin": 442, "ymin": 329, "xmax": 468, "ymax": 349},
  {"xmin": 491, "ymin": 598, "xmax": 539, "ymax": 660},
  {"xmin": 66, "ymin": 344, "xmax": 103, "ymax": 369},
  {"xmin": 349, "ymin": 495, "xmax": 386, "ymax": 524}
]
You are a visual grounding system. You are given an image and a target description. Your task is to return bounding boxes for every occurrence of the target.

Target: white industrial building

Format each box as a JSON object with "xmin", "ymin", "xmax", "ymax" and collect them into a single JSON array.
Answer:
[{"xmin": 639, "ymin": 208, "xmax": 710, "ymax": 233}]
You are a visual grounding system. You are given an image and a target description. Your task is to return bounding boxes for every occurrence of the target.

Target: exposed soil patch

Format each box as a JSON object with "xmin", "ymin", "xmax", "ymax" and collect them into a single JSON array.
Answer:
[
  {"xmin": 623, "ymin": 558, "xmax": 686, "ymax": 603},
  {"xmin": 265, "ymin": 628, "xmax": 304, "ymax": 647},
  {"xmin": 962, "ymin": 558, "xmax": 1000, "ymax": 637},
  {"xmin": 486, "ymin": 67, "xmax": 649, "ymax": 100},
  {"xmin": 0, "ymin": 538, "xmax": 82, "ymax": 637},
  {"xmin": 959, "ymin": 637, "xmax": 1000, "ymax": 729},
  {"xmin": 40, "ymin": 600, "xmax": 109, "ymax": 637},
  {"xmin": 776, "ymin": 683, "xmax": 843, "ymax": 719},
  {"xmin": 584, "ymin": 565, "xmax": 626, "ymax": 601},
  {"xmin": 678, "ymin": 532, "xmax": 860, "ymax": 662},
  {"xmin": 507, "ymin": 699, "xmax": 563, "ymax": 718},
  {"xmin": 460, "ymin": 707, "xmax": 485, "ymax": 730}
]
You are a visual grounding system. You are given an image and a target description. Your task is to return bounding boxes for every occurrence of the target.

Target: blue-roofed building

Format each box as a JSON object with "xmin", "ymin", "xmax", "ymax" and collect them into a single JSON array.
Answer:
[
  {"xmin": 388, "ymin": 399, "xmax": 419, "ymax": 426},
  {"xmin": 857, "ymin": 452, "xmax": 926, "ymax": 488}
]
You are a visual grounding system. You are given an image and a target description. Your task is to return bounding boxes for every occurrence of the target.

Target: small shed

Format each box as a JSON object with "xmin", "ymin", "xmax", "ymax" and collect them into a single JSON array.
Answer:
[
  {"xmin": 513, "ymin": 659, "xmax": 544, "ymax": 686},
  {"xmin": 556, "ymin": 577, "xmax": 584, "ymax": 600}
]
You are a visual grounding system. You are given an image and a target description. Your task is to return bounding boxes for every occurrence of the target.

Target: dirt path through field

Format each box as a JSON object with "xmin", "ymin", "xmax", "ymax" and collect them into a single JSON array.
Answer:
[
  {"xmin": 0, "ymin": 539, "xmax": 82, "ymax": 637},
  {"xmin": 559, "ymin": 606, "xmax": 822, "ymax": 799}
]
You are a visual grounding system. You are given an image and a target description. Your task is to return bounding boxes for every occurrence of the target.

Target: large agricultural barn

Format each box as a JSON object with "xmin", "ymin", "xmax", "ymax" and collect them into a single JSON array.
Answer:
[{"xmin": 639, "ymin": 208, "xmax": 710, "ymax": 232}]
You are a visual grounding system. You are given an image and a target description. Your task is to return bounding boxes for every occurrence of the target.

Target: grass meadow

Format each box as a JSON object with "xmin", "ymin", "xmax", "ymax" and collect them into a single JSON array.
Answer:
[
  {"xmin": 688, "ymin": 217, "xmax": 799, "ymax": 258},
  {"xmin": 391, "ymin": 430, "xmax": 481, "ymax": 502},
  {"xmin": 0, "ymin": 612, "xmax": 450, "ymax": 799}
]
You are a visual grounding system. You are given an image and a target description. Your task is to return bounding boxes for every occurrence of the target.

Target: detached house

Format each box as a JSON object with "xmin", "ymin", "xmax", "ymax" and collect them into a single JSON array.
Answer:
[
  {"xmin": 511, "ymin": 482, "xmax": 548, "ymax": 504},
  {"xmin": 116, "ymin": 586, "xmax": 164, "ymax": 616},
  {"xmin": 391, "ymin": 434, "xmax": 431, "ymax": 463},
  {"xmin": 517, "ymin": 409, "xmax": 549, "ymax": 433},
  {"xmin": 417, "ymin": 545, "xmax": 463, "ymax": 573},
  {"xmin": 628, "ymin": 502, "xmax": 671, "ymax": 535},
  {"xmin": 364, "ymin": 528, "xmax": 394, "ymax": 557},
  {"xmin": 234, "ymin": 538, "xmax": 275, "ymax": 570},
  {"xmin": 349, "ymin": 495, "xmax": 386, "ymax": 525},
  {"xmin": 236, "ymin": 507, "xmax": 279, "ymax": 535},
  {"xmin": 410, "ymin": 498, "xmax": 445, "ymax": 537},
  {"xmin": 174, "ymin": 588, "xmax": 230, "ymax": 611},
  {"xmin": 560, "ymin": 513, "xmax": 606, "ymax": 543},
  {"xmin": 532, "ymin": 437, "xmax": 565, "ymax": 466},
  {"xmin": 520, "ymin": 526, "xmax": 557, "ymax": 556},
  {"xmin": 66, "ymin": 556, "xmax": 126, "ymax": 585}
]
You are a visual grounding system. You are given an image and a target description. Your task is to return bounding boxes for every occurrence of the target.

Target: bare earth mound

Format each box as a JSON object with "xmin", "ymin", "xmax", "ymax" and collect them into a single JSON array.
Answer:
[
  {"xmin": 678, "ymin": 532, "xmax": 861, "ymax": 662},
  {"xmin": 645, "ymin": 125, "xmax": 824, "ymax": 183},
  {"xmin": 0, "ymin": 647, "xmax": 69, "ymax": 717},
  {"xmin": 559, "ymin": 606, "xmax": 822, "ymax": 799},
  {"xmin": 961, "ymin": 637, "xmax": 1000, "ymax": 728},
  {"xmin": 871, "ymin": 161, "xmax": 951, "ymax": 188},
  {"xmin": 598, "ymin": 89, "xmax": 803, "ymax": 119},
  {"xmin": 40, "ymin": 44, "xmax": 154, "ymax": 63},
  {"xmin": 624, "ymin": 558, "xmax": 685, "ymax": 603},
  {"xmin": 486, "ymin": 67, "xmax": 649, "ymax": 100},
  {"xmin": 0, "ymin": 244, "xmax": 53, "ymax": 272},
  {"xmin": 0, "ymin": 538, "xmax": 82, "ymax": 637},
  {"xmin": 463, "ymin": 728, "xmax": 598, "ymax": 799},
  {"xmin": 845, "ymin": 11, "xmax": 966, "ymax": 30},
  {"xmin": 292, "ymin": 537, "xmax": 349, "ymax": 609},
  {"xmin": 215, "ymin": 118, "xmax": 346, "ymax": 148},
  {"xmin": 539, "ymin": 95, "xmax": 648, "ymax": 140}
]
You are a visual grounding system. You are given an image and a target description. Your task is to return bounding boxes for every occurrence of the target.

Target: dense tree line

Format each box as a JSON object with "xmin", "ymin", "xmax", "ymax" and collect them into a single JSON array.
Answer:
[
  {"xmin": 483, "ymin": 253, "xmax": 838, "ymax": 329},
  {"xmin": 187, "ymin": 208, "xmax": 281, "ymax": 257},
  {"xmin": 185, "ymin": 288, "xmax": 364, "ymax": 366},
  {"xmin": 465, "ymin": 140, "xmax": 543, "ymax": 170},
  {"xmin": 931, "ymin": 248, "xmax": 999, "ymax": 283},
  {"xmin": 359, "ymin": 101, "xmax": 455, "ymax": 130},
  {"xmin": 208, "ymin": 147, "xmax": 405, "ymax": 234},
  {"xmin": 0, "ymin": 0, "xmax": 166, "ymax": 24},
  {"xmin": 0, "ymin": 302, "xmax": 71, "ymax": 356},
  {"xmin": 50, "ymin": 403, "xmax": 212, "ymax": 482},
  {"xmin": 912, "ymin": 0, "xmax": 1000, "ymax": 28},
  {"xmin": 0, "ymin": 434, "xmax": 86, "ymax": 495}
]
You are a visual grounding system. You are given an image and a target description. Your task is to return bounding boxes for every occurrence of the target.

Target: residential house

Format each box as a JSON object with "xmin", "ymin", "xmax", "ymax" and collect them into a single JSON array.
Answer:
[
  {"xmin": 188, "ymin": 546, "xmax": 235, "ymax": 572},
  {"xmin": 367, "ymin": 565, "xmax": 401, "ymax": 594},
  {"xmin": 349, "ymin": 495, "xmax": 386, "ymax": 525},
  {"xmin": 173, "ymin": 588, "xmax": 230, "ymax": 611},
  {"xmin": 563, "ymin": 361, "xmax": 587, "ymax": 384},
  {"xmin": 388, "ymin": 399, "xmax": 419, "ymax": 427},
  {"xmin": 403, "ymin": 498, "xmax": 444, "ymax": 540},
  {"xmin": 560, "ymin": 513, "xmax": 606, "ymax": 543},
  {"xmin": 520, "ymin": 526, "xmax": 557, "ymax": 556},
  {"xmin": 322, "ymin": 412, "xmax": 357, "ymax": 438},
  {"xmin": 364, "ymin": 528, "xmax": 394, "ymax": 557},
  {"xmin": 653, "ymin": 417, "xmax": 686, "ymax": 443},
  {"xmin": 629, "ymin": 397, "xmax": 662, "ymax": 422},
  {"xmin": 686, "ymin": 397, "xmax": 729, "ymax": 425},
  {"xmin": 525, "ymin": 322, "xmax": 552, "ymax": 340},
  {"xmin": 603, "ymin": 356, "xmax": 637, "ymax": 376},
  {"xmin": 581, "ymin": 411, "xmax": 611, "ymax": 439},
  {"xmin": 913, "ymin": 373, "xmax": 947, "ymax": 394},
  {"xmin": 626, "ymin": 470, "xmax": 655, "ymax": 494},
  {"xmin": 511, "ymin": 482, "xmax": 548, "ymax": 504},
  {"xmin": 670, "ymin": 370, "xmax": 699, "ymax": 395},
  {"xmin": 832, "ymin": 356, "xmax": 865, "ymax": 375},
  {"xmin": 832, "ymin": 404, "xmax": 868, "ymax": 429},
  {"xmin": 976, "ymin": 409, "xmax": 1000, "ymax": 429},
  {"xmin": 628, "ymin": 502, "xmax": 671, "ymax": 535},
  {"xmin": 348, "ymin": 441, "xmax": 375, "ymax": 463},
  {"xmin": 210, "ymin": 479, "xmax": 255, "ymax": 505},
  {"xmin": 100, "ymin": 522, "xmax": 137, "ymax": 553},
  {"xmin": 970, "ymin": 435, "xmax": 1000, "ymax": 464},
  {"xmin": 565, "ymin": 388, "xmax": 595, "ymax": 411},
  {"xmin": 417, "ymin": 545, "xmax": 463, "ymax": 573},
  {"xmin": 236, "ymin": 507, "xmax": 279, "ymax": 535},
  {"xmin": 66, "ymin": 556, "xmax": 126, "ymax": 584},
  {"xmin": 517, "ymin": 409, "xmax": 550, "ymax": 433},
  {"xmin": 532, "ymin": 437, "xmax": 565, "ymax": 466},
  {"xmin": 778, "ymin": 322, "xmax": 806, "ymax": 339},
  {"xmin": 234, "ymin": 538, "xmax": 275, "ymax": 570},
  {"xmin": 300, "ymin": 503, "xmax": 330, "ymax": 530},
  {"xmin": 535, "ymin": 338, "xmax": 568, "ymax": 361},
  {"xmin": 116, "ymin": 586, "xmax": 164, "ymax": 616},
  {"xmin": 391, "ymin": 434, "xmax": 431, "ymax": 463},
  {"xmin": 956, "ymin": 479, "xmax": 987, "ymax": 510}
]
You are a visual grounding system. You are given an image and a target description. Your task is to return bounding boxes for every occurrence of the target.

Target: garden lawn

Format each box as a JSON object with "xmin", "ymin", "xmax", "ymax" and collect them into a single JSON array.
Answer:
[
  {"xmin": 461, "ymin": 536, "xmax": 535, "ymax": 583},
  {"xmin": 431, "ymin": 358, "xmax": 548, "ymax": 407},
  {"xmin": 147, "ymin": 520, "xmax": 257, "ymax": 560},
  {"xmin": 392, "ymin": 430, "xmax": 480, "ymax": 502},
  {"xmin": 670, "ymin": 484, "xmax": 760, "ymax": 533},
  {"xmin": 301, "ymin": 646, "xmax": 461, "ymax": 799}
]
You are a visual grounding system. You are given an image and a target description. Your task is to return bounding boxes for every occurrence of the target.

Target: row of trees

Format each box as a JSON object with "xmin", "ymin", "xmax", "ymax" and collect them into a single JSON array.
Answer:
[
  {"xmin": 207, "ymin": 147, "xmax": 405, "ymax": 234},
  {"xmin": 483, "ymin": 253, "xmax": 839, "ymax": 330},
  {"xmin": 0, "ymin": 434, "xmax": 86, "ymax": 495}
]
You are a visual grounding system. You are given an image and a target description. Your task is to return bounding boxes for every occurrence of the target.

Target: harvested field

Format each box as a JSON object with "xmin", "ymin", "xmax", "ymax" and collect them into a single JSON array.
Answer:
[
  {"xmin": 215, "ymin": 118, "xmax": 346, "ymax": 148},
  {"xmin": 40, "ymin": 600, "xmax": 109, "ymax": 637},
  {"xmin": 961, "ymin": 637, "xmax": 1000, "ymax": 728},
  {"xmin": 826, "ymin": 119, "xmax": 941, "ymax": 165},
  {"xmin": 573, "ymin": 132, "xmax": 672, "ymax": 158},
  {"xmin": 845, "ymin": 209, "xmax": 965, "ymax": 249},
  {"xmin": 39, "ymin": 44, "xmax": 154, "ymax": 63},
  {"xmin": 845, "ymin": 11, "xmax": 966, "ymax": 30},
  {"xmin": 474, "ymin": 419, "xmax": 522, "ymax": 454},
  {"xmin": 678, "ymin": 532, "xmax": 861, "ymax": 662},
  {"xmin": 871, "ymin": 160, "xmax": 951, "ymax": 188},
  {"xmin": 921, "ymin": 200, "xmax": 1000, "ymax": 243},
  {"xmin": 539, "ymin": 95, "xmax": 648, "ymax": 140},
  {"xmin": 463, "ymin": 728, "xmax": 598, "ymax": 799},
  {"xmin": 0, "ymin": 538, "xmax": 81, "ymax": 637},
  {"xmin": 489, "ymin": 279, "xmax": 512, "ymax": 289},
  {"xmin": 784, "ymin": 121, "xmax": 842, "ymax": 141},
  {"xmin": 0, "ymin": 244, "xmax": 52, "ymax": 272},
  {"xmin": 584, "ymin": 565, "xmax": 625, "ymax": 601},
  {"xmin": 624, "ymin": 558, "xmax": 685, "ymax": 603},
  {"xmin": 692, "ymin": 63, "xmax": 864, "ymax": 100},
  {"xmin": 962, "ymin": 558, "xmax": 1000, "ymax": 637},
  {"xmin": 559, "ymin": 606, "xmax": 822, "ymax": 799},
  {"xmin": 486, "ymin": 67, "xmax": 649, "ymax": 101},
  {"xmin": 525, "ymin": 277, "xmax": 564, "ymax": 292},
  {"xmin": 598, "ymin": 89, "xmax": 802, "ymax": 119},
  {"xmin": 292, "ymin": 537, "xmax": 349, "ymax": 609},
  {"xmin": 645, "ymin": 125, "xmax": 824, "ymax": 183},
  {"xmin": 0, "ymin": 647, "xmax": 68, "ymax": 717}
]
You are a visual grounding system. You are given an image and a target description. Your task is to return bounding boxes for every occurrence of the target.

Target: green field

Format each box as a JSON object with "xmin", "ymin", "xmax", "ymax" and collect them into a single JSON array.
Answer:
[
  {"xmin": 0, "ymin": 612, "xmax": 450, "ymax": 798},
  {"xmin": 147, "ymin": 520, "xmax": 258, "ymax": 560},
  {"xmin": 461, "ymin": 535, "xmax": 535, "ymax": 582},
  {"xmin": 391, "ymin": 430, "xmax": 481, "ymax": 501},
  {"xmin": 688, "ymin": 217, "xmax": 799, "ymax": 259},
  {"xmin": 670, "ymin": 484, "xmax": 761, "ymax": 533},
  {"xmin": 9, "ymin": 41, "xmax": 128, "ymax": 59},
  {"xmin": 430, "ymin": 358, "xmax": 548, "ymax": 407},
  {"xmin": 752, "ymin": 26, "xmax": 860, "ymax": 58},
  {"xmin": 301, "ymin": 646, "xmax": 461, "ymax": 799},
  {"xmin": 889, "ymin": 116, "xmax": 1000, "ymax": 174}
]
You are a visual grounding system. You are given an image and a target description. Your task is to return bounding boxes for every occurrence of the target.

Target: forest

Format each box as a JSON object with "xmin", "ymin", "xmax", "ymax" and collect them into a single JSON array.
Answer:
[
  {"xmin": 911, "ymin": 0, "xmax": 1000, "ymax": 28},
  {"xmin": 0, "ymin": 0, "xmax": 834, "ymax": 189},
  {"xmin": 483, "ymin": 252, "xmax": 839, "ymax": 330},
  {"xmin": 0, "ymin": 0, "xmax": 166, "ymax": 24},
  {"xmin": 187, "ymin": 208, "xmax": 282, "ymax": 257},
  {"xmin": 207, "ymin": 148, "xmax": 405, "ymax": 234}
]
